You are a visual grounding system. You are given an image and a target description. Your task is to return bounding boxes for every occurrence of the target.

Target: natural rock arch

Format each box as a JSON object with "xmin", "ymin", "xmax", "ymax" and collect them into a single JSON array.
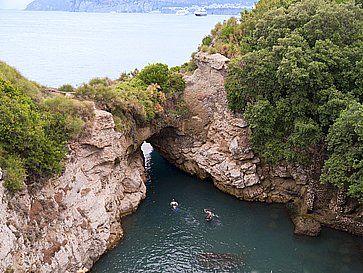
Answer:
[{"xmin": 1, "ymin": 53, "xmax": 362, "ymax": 273}]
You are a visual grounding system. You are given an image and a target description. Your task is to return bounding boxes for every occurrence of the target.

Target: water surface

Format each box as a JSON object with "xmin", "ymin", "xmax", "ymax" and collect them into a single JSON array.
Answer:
[
  {"xmin": 0, "ymin": 10, "xmax": 228, "ymax": 86},
  {"xmin": 92, "ymin": 146, "xmax": 363, "ymax": 273}
]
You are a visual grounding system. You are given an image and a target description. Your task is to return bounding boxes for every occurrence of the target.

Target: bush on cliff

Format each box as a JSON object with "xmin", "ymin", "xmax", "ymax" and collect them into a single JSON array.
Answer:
[
  {"xmin": 0, "ymin": 61, "xmax": 41, "ymax": 100},
  {"xmin": 137, "ymin": 63, "xmax": 170, "ymax": 90},
  {"xmin": 0, "ymin": 64, "xmax": 94, "ymax": 191},
  {"xmin": 41, "ymin": 96, "xmax": 95, "ymax": 138},
  {"xmin": 76, "ymin": 63, "xmax": 185, "ymax": 130},
  {"xmin": 136, "ymin": 63, "xmax": 185, "ymax": 94},
  {"xmin": 0, "ymin": 79, "xmax": 66, "ymax": 190},
  {"xmin": 205, "ymin": 0, "xmax": 363, "ymax": 200},
  {"xmin": 58, "ymin": 84, "xmax": 75, "ymax": 93},
  {"xmin": 321, "ymin": 102, "xmax": 363, "ymax": 202},
  {"xmin": 0, "ymin": 155, "xmax": 26, "ymax": 191}
]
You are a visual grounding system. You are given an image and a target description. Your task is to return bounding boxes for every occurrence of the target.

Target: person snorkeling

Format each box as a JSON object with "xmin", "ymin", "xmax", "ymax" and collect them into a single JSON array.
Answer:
[
  {"xmin": 170, "ymin": 198, "xmax": 179, "ymax": 209},
  {"xmin": 204, "ymin": 209, "xmax": 213, "ymax": 221}
]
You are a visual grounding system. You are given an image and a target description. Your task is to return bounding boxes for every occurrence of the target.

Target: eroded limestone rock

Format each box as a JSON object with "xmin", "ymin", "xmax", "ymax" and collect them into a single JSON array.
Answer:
[
  {"xmin": 0, "ymin": 110, "xmax": 147, "ymax": 273},
  {"xmin": 150, "ymin": 52, "xmax": 363, "ymax": 237}
]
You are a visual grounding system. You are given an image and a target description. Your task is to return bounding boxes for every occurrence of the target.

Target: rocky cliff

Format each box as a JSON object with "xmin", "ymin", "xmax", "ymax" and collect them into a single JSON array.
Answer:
[
  {"xmin": 0, "ymin": 109, "xmax": 149, "ymax": 273},
  {"xmin": 150, "ymin": 52, "xmax": 363, "ymax": 237},
  {"xmin": 1, "ymin": 52, "xmax": 362, "ymax": 273}
]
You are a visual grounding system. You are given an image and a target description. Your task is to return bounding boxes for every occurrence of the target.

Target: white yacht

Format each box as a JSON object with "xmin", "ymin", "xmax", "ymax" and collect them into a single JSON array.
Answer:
[{"xmin": 194, "ymin": 8, "xmax": 207, "ymax": 16}]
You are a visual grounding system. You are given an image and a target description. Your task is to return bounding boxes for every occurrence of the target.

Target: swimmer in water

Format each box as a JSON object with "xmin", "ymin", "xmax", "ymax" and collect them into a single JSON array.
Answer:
[
  {"xmin": 170, "ymin": 198, "xmax": 179, "ymax": 209},
  {"xmin": 204, "ymin": 209, "xmax": 213, "ymax": 221}
]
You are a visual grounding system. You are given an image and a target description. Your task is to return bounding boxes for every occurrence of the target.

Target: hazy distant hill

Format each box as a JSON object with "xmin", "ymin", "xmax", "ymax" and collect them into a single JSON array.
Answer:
[{"xmin": 26, "ymin": 0, "xmax": 255, "ymax": 14}]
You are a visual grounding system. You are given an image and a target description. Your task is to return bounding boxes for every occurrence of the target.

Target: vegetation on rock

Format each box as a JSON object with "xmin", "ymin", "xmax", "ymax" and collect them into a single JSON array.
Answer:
[
  {"xmin": 58, "ymin": 84, "xmax": 75, "ymax": 93},
  {"xmin": 75, "ymin": 63, "xmax": 185, "ymax": 130},
  {"xmin": 0, "ymin": 61, "xmax": 185, "ymax": 191},
  {"xmin": 203, "ymin": 0, "xmax": 363, "ymax": 200},
  {"xmin": 321, "ymin": 102, "xmax": 363, "ymax": 202},
  {"xmin": 0, "ymin": 64, "xmax": 93, "ymax": 191},
  {"xmin": 0, "ymin": 61, "xmax": 41, "ymax": 100}
]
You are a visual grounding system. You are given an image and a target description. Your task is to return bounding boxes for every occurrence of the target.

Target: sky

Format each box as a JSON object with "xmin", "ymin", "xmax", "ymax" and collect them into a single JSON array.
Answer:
[{"xmin": 0, "ymin": 0, "xmax": 33, "ymax": 9}]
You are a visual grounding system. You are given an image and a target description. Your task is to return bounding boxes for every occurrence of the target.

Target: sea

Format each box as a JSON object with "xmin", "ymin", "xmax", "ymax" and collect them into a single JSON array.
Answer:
[{"xmin": 0, "ymin": 10, "xmax": 228, "ymax": 87}]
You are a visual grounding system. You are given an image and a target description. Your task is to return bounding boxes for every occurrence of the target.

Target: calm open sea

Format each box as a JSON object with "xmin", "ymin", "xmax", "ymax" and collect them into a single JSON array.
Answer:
[
  {"xmin": 0, "ymin": 9, "xmax": 362, "ymax": 273},
  {"xmin": 0, "ymin": 10, "xmax": 228, "ymax": 87}
]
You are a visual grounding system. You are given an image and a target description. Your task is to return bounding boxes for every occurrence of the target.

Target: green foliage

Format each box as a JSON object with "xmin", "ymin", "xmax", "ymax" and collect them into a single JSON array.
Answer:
[
  {"xmin": 0, "ymin": 150, "xmax": 26, "ymax": 192},
  {"xmin": 41, "ymin": 96, "xmax": 94, "ymax": 138},
  {"xmin": 208, "ymin": 17, "xmax": 242, "ymax": 57},
  {"xmin": 76, "ymin": 64, "xmax": 185, "ymax": 129},
  {"xmin": 76, "ymin": 78, "xmax": 121, "ymax": 109},
  {"xmin": 321, "ymin": 102, "xmax": 363, "ymax": 201},
  {"xmin": 116, "ymin": 78, "xmax": 166, "ymax": 122},
  {"xmin": 0, "ymin": 79, "xmax": 69, "ymax": 189},
  {"xmin": 207, "ymin": 0, "xmax": 363, "ymax": 199},
  {"xmin": 0, "ymin": 61, "xmax": 40, "ymax": 100},
  {"xmin": 0, "ymin": 62, "xmax": 92, "ymax": 192},
  {"xmin": 58, "ymin": 84, "xmax": 74, "ymax": 93},
  {"xmin": 136, "ymin": 63, "xmax": 170, "ymax": 91},
  {"xmin": 168, "ymin": 72, "xmax": 186, "ymax": 94},
  {"xmin": 136, "ymin": 63, "xmax": 185, "ymax": 94},
  {"xmin": 178, "ymin": 60, "xmax": 198, "ymax": 73},
  {"xmin": 202, "ymin": 35, "xmax": 213, "ymax": 46}
]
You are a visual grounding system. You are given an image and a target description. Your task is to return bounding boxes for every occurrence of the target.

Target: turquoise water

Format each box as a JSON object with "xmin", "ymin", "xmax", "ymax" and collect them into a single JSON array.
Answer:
[
  {"xmin": 92, "ymin": 147, "xmax": 363, "ymax": 273},
  {"xmin": 0, "ymin": 10, "xmax": 228, "ymax": 87}
]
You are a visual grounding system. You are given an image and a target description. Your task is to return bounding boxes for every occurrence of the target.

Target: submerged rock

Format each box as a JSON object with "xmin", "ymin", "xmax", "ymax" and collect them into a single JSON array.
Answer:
[
  {"xmin": 196, "ymin": 252, "xmax": 244, "ymax": 270},
  {"xmin": 292, "ymin": 216, "xmax": 322, "ymax": 237}
]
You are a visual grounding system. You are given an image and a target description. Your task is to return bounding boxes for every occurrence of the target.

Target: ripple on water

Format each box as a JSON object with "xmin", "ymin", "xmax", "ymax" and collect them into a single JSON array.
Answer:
[{"xmin": 91, "ymin": 151, "xmax": 363, "ymax": 273}]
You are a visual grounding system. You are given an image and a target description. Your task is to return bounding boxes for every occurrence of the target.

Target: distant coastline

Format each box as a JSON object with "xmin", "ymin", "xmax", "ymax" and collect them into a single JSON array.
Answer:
[{"xmin": 25, "ymin": 0, "xmax": 255, "ymax": 15}]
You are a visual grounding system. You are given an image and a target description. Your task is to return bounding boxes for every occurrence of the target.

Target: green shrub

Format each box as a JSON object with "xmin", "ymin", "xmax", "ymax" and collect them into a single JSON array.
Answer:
[
  {"xmin": 0, "ymin": 78, "xmax": 68, "ymax": 186},
  {"xmin": 89, "ymin": 77, "xmax": 113, "ymax": 86},
  {"xmin": 224, "ymin": 0, "xmax": 362, "ymax": 164},
  {"xmin": 0, "ymin": 61, "xmax": 40, "ymax": 100},
  {"xmin": 1, "ymin": 154, "xmax": 26, "ymax": 191},
  {"xmin": 58, "ymin": 84, "xmax": 74, "ymax": 93},
  {"xmin": 202, "ymin": 35, "xmax": 213, "ymax": 46},
  {"xmin": 76, "ymin": 64, "xmax": 185, "ymax": 129},
  {"xmin": 321, "ymin": 102, "xmax": 363, "ymax": 201},
  {"xmin": 168, "ymin": 72, "xmax": 186, "ymax": 94},
  {"xmin": 136, "ymin": 63, "xmax": 170, "ymax": 91},
  {"xmin": 182, "ymin": 60, "xmax": 198, "ymax": 73},
  {"xmin": 116, "ymin": 81, "xmax": 166, "ymax": 123},
  {"xmin": 41, "ymin": 96, "xmax": 94, "ymax": 121},
  {"xmin": 206, "ymin": 0, "xmax": 363, "ymax": 200}
]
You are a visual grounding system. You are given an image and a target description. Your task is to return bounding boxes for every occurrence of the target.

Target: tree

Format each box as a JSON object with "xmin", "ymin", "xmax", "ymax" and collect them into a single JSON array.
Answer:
[
  {"xmin": 321, "ymin": 102, "xmax": 363, "ymax": 201},
  {"xmin": 208, "ymin": 0, "xmax": 363, "ymax": 200},
  {"xmin": 0, "ymin": 79, "xmax": 68, "ymax": 189}
]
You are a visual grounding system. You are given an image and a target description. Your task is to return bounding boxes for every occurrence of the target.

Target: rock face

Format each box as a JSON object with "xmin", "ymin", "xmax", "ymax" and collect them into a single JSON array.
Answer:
[
  {"xmin": 0, "ymin": 110, "xmax": 147, "ymax": 273},
  {"xmin": 1, "ymin": 52, "xmax": 362, "ymax": 272},
  {"xmin": 150, "ymin": 52, "xmax": 363, "ymax": 237}
]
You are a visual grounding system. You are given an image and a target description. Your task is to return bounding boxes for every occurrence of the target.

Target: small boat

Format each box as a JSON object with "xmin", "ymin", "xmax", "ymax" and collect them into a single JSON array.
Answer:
[
  {"xmin": 176, "ymin": 9, "xmax": 190, "ymax": 16},
  {"xmin": 194, "ymin": 8, "xmax": 207, "ymax": 16}
]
